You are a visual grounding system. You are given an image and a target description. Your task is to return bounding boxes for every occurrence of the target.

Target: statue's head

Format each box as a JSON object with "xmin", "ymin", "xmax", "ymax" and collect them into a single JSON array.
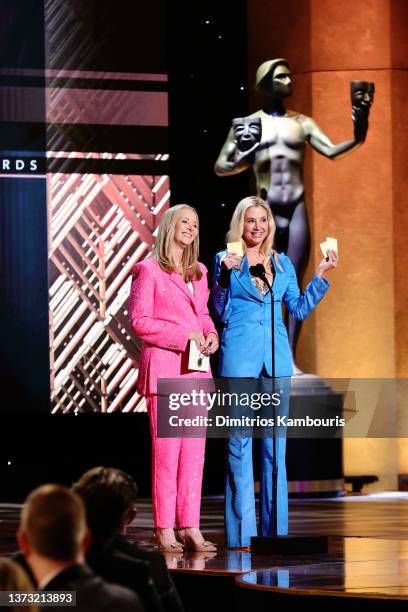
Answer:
[
  {"xmin": 350, "ymin": 81, "xmax": 375, "ymax": 110},
  {"xmin": 255, "ymin": 58, "xmax": 291, "ymax": 98}
]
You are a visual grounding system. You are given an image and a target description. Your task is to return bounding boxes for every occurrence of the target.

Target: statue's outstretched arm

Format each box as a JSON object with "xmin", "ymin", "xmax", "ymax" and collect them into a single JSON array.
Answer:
[
  {"xmin": 214, "ymin": 127, "xmax": 255, "ymax": 176},
  {"xmin": 304, "ymin": 117, "xmax": 362, "ymax": 160}
]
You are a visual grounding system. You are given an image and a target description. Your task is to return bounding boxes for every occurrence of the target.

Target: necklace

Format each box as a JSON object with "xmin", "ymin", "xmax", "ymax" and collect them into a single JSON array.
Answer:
[
  {"xmin": 249, "ymin": 251, "xmax": 273, "ymax": 296},
  {"xmin": 252, "ymin": 276, "xmax": 269, "ymax": 296}
]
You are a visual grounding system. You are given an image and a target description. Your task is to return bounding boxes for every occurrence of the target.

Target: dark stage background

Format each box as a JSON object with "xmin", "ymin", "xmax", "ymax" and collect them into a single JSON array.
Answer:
[
  {"xmin": 0, "ymin": 1, "xmax": 250, "ymax": 501},
  {"xmin": 0, "ymin": 1, "xmax": 342, "ymax": 502}
]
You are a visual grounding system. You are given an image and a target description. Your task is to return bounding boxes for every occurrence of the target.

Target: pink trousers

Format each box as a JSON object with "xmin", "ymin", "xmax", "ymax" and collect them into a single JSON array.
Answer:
[{"xmin": 147, "ymin": 395, "xmax": 206, "ymax": 528}]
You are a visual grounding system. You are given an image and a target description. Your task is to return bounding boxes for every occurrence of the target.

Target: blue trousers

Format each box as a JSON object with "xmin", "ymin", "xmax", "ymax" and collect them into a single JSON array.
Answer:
[{"xmin": 224, "ymin": 376, "xmax": 290, "ymax": 548}]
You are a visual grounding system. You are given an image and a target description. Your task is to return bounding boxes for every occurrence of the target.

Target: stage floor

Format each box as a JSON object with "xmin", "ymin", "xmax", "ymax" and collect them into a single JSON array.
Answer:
[{"xmin": 2, "ymin": 493, "xmax": 408, "ymax": 607}]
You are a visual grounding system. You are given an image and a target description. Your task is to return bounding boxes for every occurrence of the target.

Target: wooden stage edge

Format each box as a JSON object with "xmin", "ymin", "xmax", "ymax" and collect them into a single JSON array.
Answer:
[{"xmin": 2, "ymin": 493, "xmax": 408, "ymax": 609}]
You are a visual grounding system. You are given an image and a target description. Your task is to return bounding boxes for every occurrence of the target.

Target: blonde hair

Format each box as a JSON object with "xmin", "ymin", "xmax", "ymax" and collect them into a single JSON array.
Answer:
[
  {"xmin": 226, "ymin": 196, "xmax": 282, "ymax": 270},
  {"xmin": 0, "ymin": 557, "xmax": 38, "ymax": 612},
  {"xmin": 152, "ymin": 204, "xmax": 202, "ymax": 281}
]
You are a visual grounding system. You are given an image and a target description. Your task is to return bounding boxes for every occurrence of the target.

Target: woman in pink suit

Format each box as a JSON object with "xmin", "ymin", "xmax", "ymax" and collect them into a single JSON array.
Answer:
[{"xmin": 129, "ymin": 204, "xmax": 219, "ymax": 552}]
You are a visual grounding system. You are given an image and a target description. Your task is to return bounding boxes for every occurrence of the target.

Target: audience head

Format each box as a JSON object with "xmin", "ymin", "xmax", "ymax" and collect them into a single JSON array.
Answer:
[
  {"xmin": 0, "ymin": 557, "xmax": 38, "ymax": 612},
  {"xmin": 18, "ymin": 484, "xmax": 89, "ymax": 564},
  {"xmin": 72, "ymin": 467, "xmax": 138, "ymax": 543}
]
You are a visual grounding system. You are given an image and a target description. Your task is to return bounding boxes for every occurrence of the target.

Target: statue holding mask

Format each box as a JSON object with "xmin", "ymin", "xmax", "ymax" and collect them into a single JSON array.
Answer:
[{"xmin": 215, "ymin": 58, "xmax": 374, "ymax": 374}]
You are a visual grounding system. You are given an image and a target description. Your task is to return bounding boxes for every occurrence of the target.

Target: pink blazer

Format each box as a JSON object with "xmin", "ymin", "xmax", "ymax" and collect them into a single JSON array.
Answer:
[{"xmin": 129, "ymin": 258, "xmax": 217, "ymax": 396}]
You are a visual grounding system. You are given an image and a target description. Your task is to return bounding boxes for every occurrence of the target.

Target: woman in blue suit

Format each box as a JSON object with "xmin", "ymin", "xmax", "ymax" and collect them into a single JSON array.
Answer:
[{"xmin": 212, "ymin": 196, "xmax": 338, "ymax": 548}]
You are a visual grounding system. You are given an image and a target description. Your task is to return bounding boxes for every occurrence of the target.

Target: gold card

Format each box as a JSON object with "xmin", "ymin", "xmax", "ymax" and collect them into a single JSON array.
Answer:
[
  {"xmin": 227, "ymin": 241, "xmax": 244, "ymax": 256},
  {"xmin": 320, "ymin": 237, "xmax": 338, "ymax": 257},
  {"xmin": 320, "ymin": 241, "xmax": 328, "ymax": 258},
  {"xmin": 325, "ymin": 236, "xmax": 338, "ymax": 253}
]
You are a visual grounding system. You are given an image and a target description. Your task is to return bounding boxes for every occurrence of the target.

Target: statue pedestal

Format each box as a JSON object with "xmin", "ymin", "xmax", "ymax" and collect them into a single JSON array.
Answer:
[{"xmin": 287, "ymin": 377, "xmax": 344, "ymax": 497}]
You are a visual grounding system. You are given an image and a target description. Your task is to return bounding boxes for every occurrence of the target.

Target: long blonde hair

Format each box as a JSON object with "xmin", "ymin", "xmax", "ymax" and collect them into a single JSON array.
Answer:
[
  {"xmin": 152, "ymin": 204, "xmax": 202, "ymax": 281},
  {"xmin": 226, "ymin": 196, "xmax": 282, "ymax": 270},
  {"xmin": 0, "ymin": 557, "xmax": 39, "ymax": 612}
]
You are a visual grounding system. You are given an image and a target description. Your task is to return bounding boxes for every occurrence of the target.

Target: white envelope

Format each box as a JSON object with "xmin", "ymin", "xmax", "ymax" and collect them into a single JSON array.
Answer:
[{"xmin": 188, "ymin": 340, "xmax": 210, "ymax": 372}]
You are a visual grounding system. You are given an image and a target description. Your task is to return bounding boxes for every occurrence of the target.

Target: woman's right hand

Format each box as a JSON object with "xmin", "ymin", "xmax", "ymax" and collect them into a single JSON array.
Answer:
[
  {"xmin": 222, "ymin": 253, "xmax": 242, "ymax": 270},
  {"xmin": 189, "ymin": 331, "xmax": 206, "ymax": 352}
]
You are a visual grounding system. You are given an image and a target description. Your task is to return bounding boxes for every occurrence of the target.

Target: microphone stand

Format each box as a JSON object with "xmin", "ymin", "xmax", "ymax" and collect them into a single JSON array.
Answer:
[
  {"xmin": 249, "ymin": 263, "xmax": 328, "ymax": 555},
  {"xmin": 257, "ymin": 271, "xmax": 278, "ymax": 538}
]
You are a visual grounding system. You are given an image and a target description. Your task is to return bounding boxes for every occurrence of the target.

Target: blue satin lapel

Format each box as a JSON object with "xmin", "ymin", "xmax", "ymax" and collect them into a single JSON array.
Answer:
[
  {"xmin": 232, "ymin": 257, "xmax": 263, "ymax": 302},
  {"xmin": 264, "ymin": 255, "xmax": 282, "ymax": 302},
  {"xmin": 232, "ymin": 255, "xmax": 283, "ymax": 302}
]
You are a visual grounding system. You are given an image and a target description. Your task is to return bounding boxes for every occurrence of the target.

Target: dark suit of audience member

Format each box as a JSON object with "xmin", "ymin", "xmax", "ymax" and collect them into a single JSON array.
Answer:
[
  {"xmin": 13, "ymin": 548, "xmax": 149, "ymax": 612},
  {"xmin": 112, "ymin": 534, "xmax": 184, "ymax": 612},
  {"xmin": 87, "ymin": 537, "xmax": 163, "ymax": 612},
  {"xmin": 17, "ymin": 484, "xmax": 143, "ymax": 612},
  {"xmin": 72, "ymin": 466, "xmax": 184, "ymax": 612},
  {"xmin": 43, "ymin": 563, "xmax": 141, "ymax": 612}
]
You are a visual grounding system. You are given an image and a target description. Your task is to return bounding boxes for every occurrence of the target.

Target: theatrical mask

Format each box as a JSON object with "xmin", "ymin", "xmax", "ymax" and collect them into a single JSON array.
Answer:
[{"xmin": 232, "ymin": 117, "xmax": 262, "ymax": 152}]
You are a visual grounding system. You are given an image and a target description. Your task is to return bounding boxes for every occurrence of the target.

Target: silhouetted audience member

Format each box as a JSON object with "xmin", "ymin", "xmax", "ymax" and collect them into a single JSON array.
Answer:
[
  {"xmin": 72, "ymin": 467, "xmax": 184, "ymax": 612},
  {"xmin": 0, "ymin": 557, "xmax": 38, "ymax": 612},
  {"xmin": 17, "ymin": 484, "xmax": 143, "ymax": 612}
]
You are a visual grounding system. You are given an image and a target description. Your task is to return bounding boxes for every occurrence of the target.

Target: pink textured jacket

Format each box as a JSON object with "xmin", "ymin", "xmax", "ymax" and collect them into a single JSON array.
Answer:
[{"xmin": 129, "ymin": 258, "xmax": 217, "ymax": 396}]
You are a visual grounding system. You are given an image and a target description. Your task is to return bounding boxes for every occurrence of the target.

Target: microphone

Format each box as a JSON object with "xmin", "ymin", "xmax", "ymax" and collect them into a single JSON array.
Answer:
[
  {"xmin": 249, "ymin": 263, "xmax": 266, "ymax": 279},
  {"xmin": 249, "ymin": 263, "xmax": 273, "ymax": 292}
]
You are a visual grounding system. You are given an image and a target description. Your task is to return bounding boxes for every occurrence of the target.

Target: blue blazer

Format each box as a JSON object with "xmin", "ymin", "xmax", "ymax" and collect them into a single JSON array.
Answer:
[{"xmin": 212, "ymin": 251, "xmax": 329, "ymax": 377}]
